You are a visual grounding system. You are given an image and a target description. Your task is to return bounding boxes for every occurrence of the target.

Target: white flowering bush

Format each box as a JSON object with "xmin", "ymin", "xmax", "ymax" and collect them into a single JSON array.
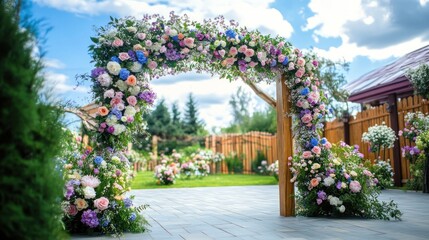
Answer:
[
  {"xmin": 268, "ymin": 160, "xmax": 279, "ymax": 181},
  {"xmin": 406, "ymin": 63, "xmax": 429, "ymax": 99},
  {"xmin": 367, "ymin": 159, "xmax": 394, "ymax": 189},
  {"xmin": 362, "ymin": 122, "xmax": 397, "ymax": 157}
]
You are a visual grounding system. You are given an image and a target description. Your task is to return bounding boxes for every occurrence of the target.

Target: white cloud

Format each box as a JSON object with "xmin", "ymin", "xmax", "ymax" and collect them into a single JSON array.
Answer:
[
  {"xmin": 43, "ymin": 71, "xmax": 89, "ymax": 93},
  {"xmin": 33, "ymin": 0, "xmax": 293, "ymax": 38},
  {"xmin": 303, "ymin": 0, "xmax": 429, "ymax": 62},
  {"xmin": 43, "ymin": 58, "xmax": 65, "ymax": 69}
]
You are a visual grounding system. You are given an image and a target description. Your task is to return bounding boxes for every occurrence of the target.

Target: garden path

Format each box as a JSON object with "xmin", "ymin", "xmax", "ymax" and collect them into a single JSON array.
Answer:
[{"xmin": 73, "ymin": 186, "xmax": 429, "ymax": 240}]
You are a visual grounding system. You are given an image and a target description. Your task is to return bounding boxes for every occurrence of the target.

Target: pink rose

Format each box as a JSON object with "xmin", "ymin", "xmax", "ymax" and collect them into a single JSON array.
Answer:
[
  {"xmin": 349, "ymin": 181, "xmax": 362, "ymax": 193},
  {"xmin": 244, "ymin": 48, "xmax": 255, "ymax": 57},
  {"xmin": 160, "ymin": 45, "xmax": 167, "ymax": 53},
  {"xmin": 319, "ymin": 104, "xmax": 326, "ymax": 111},
  {"xmin": 229, "ymin": 47, "xmax": 238, "ymax": 56},
  {"xmin": 363, "ymin": 170, "xmax": 372, "ymax": 177},
  {"xmin": 225, "ymin": 57, "xmax": 236, "ymax": 66},
  {"xmin": 297, "ymin": 57, "xmax": 306, "ymax": 67},
  {"xmin": 312, "ymin": 146, "xmax": 321, "ymax": 155},
  {"xmin": 148, "ymin": 60, "xmax": 158, "ymax": 70},
  {"xmin": 302, "ymin": 151, "xmax": 313, "ymax": 159},
  {"xmin": 112, "ymin": 38, "xmax": 123, "ymax": 47},
  {"xmin": 316, "ymin": 198, "xmax": 323, "ymax": 205},
  {"xmin": 145, "ymin": 40, "xmax": 152, "ymax": 47},
  {"xmin": 110, "ymin": 97, "xmax": 122, "ymax": 107},
  {"xmin": 184, "ymin": 37, "xmax": 195, "ymax": 48},
  {"xmin": 238, "ymin": 45, "xmax": 248, "ymax": 53},
  {"xmin": 288, "ymin": 62, "xmax": 295, "ymax": 70},
  {"xmin": 248, "ymin": 61, "xmax": 258, "ymax": 68},
  {"xmin": 309, "ymin": 92, "xmax": 320, "ymax": 102},
  {"xmin": 324, "ymin": 142, "xmax": 332, "ymax": 149},
  {"xmin": 118, "ymin": 52, "xmax": 130, "ymax": 61},
  {"xmin": 301, "ymin": 113, "xmax": 312, "ymax": 124},
  {"xmin": 94, "ymin": 197, "xmax": 109, "ymax": 211},
  {"xmin": 68, "ymin": 204, "xmax": 78, "ymax": 216},
  {"xmin": 127, "ymin": 96, "xmax": 137, "ymax": 106},
  {"xmin": 295, "ymin": 68, "xmax": 305, "ymax": 78},
  {"xmin": 278, "ymin": 54, "xmax": 285, "ymax": 63},
  {"xmin": 137, "ymin": 33, "xmax": 146, "ymax": 40},
  {"xmin": 115, "ymin": 91, "xmax": 124, "ymax": 99},
  {"xmin": 181, "ymin": 47, "xmax": 190, "ymax": 54},
  {"xmin": 296, "ymin": 100, "xmax": 303, "ymax": 108},
  {"xmin": 312, "ymin": 60, "xmax": 319, "ymax": 67},
  {"xmin": 218, "ymin": 49, "xmax": 226, "ymax": 58}
]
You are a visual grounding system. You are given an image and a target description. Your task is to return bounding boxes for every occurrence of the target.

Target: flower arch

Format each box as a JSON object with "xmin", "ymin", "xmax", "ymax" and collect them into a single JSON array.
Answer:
[
  {"xmin": 65, "ymin": 12, "xmax": 332, "ymax": 235},
  {"xmin": 89, "ymin": 12, "xmax": 326, "ymax": 213}
]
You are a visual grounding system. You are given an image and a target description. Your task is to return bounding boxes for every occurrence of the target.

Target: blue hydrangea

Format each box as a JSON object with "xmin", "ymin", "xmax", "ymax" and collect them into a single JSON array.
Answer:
[
  {"xmin": 119, "ymin": 68, "xmax": 130, "ymax": 80},
  {"xmin": 94, "ymin": 156, "xmax": 103, "ymax": 165},
  {"xmin": 172, "ymin": 35, "xmax": 179, "ymax": 42},
  {"xmin": 310, "ymin": 138, "xmax": 319, "ymax": 147},
  {"xmin": 270, "ymin": 60, "xmax": 277, "ymax": 67},
  {"xmin": 135, "ymin": 50, "xmax": 147, "ymax": 64},
  {"xmin": 129, "ymin": 212, "xmax": 137, "ymax": 222},
  {"xmin": 101, "ymin": 217, "xmax": 110, "ymax": 227},
  {"xmin": 282, "ymin": 57, "xmax": 289, "ymax": 65},
  {"xmin": 111, "ymin": 108, "xmax": 122, "ymax": 120},
  {"xmin": 320, "ymin": 138, "xmax": 327, "ymax": 144},
  {"xmin": 300, "ymin": 87, "xmax": 310, "ymax": 95},
  {"xmin": 124, "ymin": 198, "xmax": 133, "ymax": 208},
  {"xmin": 225, "ymin": 29, "xmax": 236, "ymax": 38},
  {"xmin": 111, "ymin": 56, "xmax": 121, "ymax": 63}
]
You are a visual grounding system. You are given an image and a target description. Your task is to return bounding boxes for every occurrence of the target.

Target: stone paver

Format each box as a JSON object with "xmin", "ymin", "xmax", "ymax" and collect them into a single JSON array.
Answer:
[{"xmin": 72, "ymin": 186, "xmax": 429, "ymax": 240}]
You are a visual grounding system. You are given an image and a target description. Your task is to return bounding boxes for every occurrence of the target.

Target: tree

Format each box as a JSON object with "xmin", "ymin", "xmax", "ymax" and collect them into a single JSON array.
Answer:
[
  {"xmin": 146, "ymin": 99, "xmax": 172, "ymax": 138},
  {"xmin": 169, "ymin": 101, "xmax": 184, "ymax": 137},
  {"xmin": 229, "ymin": 86, "xmax": 251, "ymax": 125},
  {"xmin": 317, "ymin": 57, "xmax": 350, "ymax": 118},
  {"xmin": 0, "ymin": 3, "xmax": 67, "ymax": 238},
  {"xmin": 183, "ymin": 93, "xmax": 204, "ymax": 135}
]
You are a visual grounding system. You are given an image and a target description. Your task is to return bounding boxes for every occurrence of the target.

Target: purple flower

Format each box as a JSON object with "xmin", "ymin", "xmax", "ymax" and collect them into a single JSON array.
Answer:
[
  {"xmin": 64, "ymin": 185, "xmax": 74, "ymax": 200},
  {"xmin": 91, "ymin": 67, "xmax": 106, "ymax": 78},
  {"xmin": 138, "ymin": 90, "xmax": 156, "ymax": 104},
  {"xmin": 270, "ymin": 59, "xmax": 277, "ymax": 67},
  {"xmin": 110, "ymin": 108, "xmax": 122, "ymax": 120},
  {"xmin": 165, "ymin": 48, "xmax": 180, "ymax": 61},
  {"xmin": 316, "ymin": 198, "xmax": 323, "ymax": 205},
  {"xmin": 317, "ymin": 190, "xmax": 327, "ymax": 200},
  {"xmin": 196, "ymin": 32, "xmax": 205, "ymax": 41},
  {"xmin": 128, "ymin": 50, "xmax": 136, "ymax": 61},
  {"xmin": 124, "ymin": 198, "xmax": 133, "ymax": 208},
  {"xmin": 81, "ymin": 209, "xmax": 99, "ymax": 228},
  {"xmin": 107, "ymin": 126, "xmax": 115, "ymax": 134},
  {"xmin": 336, "ymin": 181, "xmax": 342, "ymax": 190}
]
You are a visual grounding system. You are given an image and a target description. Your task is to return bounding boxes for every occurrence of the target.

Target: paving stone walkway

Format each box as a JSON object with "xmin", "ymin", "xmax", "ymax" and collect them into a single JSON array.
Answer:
[{"xmin": 73, "ymin": 186, "xmax": 429, "ymax": 240}]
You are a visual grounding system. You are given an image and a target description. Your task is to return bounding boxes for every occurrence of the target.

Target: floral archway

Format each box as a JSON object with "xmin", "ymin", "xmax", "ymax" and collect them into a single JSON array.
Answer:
[{"xmin": 62, "ymin": 12, "xmax": 399, "ymax": 236}]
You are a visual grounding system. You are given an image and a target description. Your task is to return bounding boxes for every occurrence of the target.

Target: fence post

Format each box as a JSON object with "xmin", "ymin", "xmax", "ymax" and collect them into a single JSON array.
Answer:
[
  {"xmin": 276, "ymin": 74, "xmax": 294, "ymax": 217},
  {"xmin": 342, "ymin": 112, "xmax": 350, "ymax": 144},
  {"xmin": 387, "ymin": 93, "xmax": 402, "ymax": 187}
]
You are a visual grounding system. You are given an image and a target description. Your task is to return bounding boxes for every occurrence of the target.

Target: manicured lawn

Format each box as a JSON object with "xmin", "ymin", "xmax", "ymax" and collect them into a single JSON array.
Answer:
[{"xmin": 131, "ymin": 171, "xmax": 278, "ymax": 189}]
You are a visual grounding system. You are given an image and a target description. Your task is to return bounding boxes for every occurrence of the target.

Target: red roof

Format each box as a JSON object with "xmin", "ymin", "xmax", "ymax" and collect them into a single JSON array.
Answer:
[{"xmin": 345, "ymin": 45, "xmax": 429, "ymax": 103}]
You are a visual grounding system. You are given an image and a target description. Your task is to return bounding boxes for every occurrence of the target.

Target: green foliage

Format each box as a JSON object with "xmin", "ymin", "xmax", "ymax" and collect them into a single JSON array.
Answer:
[
  {"xmin": 183, "ymin": 93, "xmax": 204, "ymax": 135},
  {"xmin": 366, "ymin": 159, "xmax": 394, "ymax": 190},
  {"xmin": 0, "ymin": 3, "xmax": 67, "ymax": 239},
  {"xmin": 406, "ymin": 63, "xmax": 429, "ymax": 100},
  {"xmin": 406, "ymin": 155, "xmax": 424, "ymax": 191},
  {"xmin": 229, "ymin": 86, "xmax": 250, "ymax": 125},
  {"xmin": 225, "ymin": 153, "xmax": 244, "ymax": 174},
  {"xmin": 146, "ymin": 99, "xmax": 172, "ymax": 139},
  {"xmin": 251, "ymin": 150, "xmax": 267, "ymax": 173}
]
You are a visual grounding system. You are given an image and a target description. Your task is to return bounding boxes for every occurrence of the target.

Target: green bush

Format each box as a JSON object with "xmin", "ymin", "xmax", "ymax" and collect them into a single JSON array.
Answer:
[
  {"xmin": 0, "ymin": 4, "xmax": 67, "ymax": 239},
  {"xmin": 225, "ymin": 153, "xmax": 244, "ymax": 174},
  {"xmin": 251, "ymin": 150, "xmax": 267, "ymax": 174}
]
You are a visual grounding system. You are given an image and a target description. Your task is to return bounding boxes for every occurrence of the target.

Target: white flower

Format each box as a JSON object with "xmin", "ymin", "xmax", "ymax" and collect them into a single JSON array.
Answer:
[
  {"xmin": 169, "ymin": 29, "xmax": 178, "ymax": 36},
  {"xmin": 106, "ymin": 61, "xmax": 121, "ymax": 75},
  {"xmin": 83, "ymin": 186, "xmax": 96, "ymax": 199},
  {"xmin": 112, "ymin": 124, "xmax": 126, "ymax": 135},
  {"xmin": 332, "ymin": 158, "xmax": 341, "ymax": 165},
  {"xmin": 323, "ymin": 176, "xmax": 335, "ymax": 187},
  {"xmin": 124, "ymin": 106, "xmax": 137, "ymax": 117},
  {"xmin": 116, "ymin": 80, "xmax": 128, "ymax": 91},
  {"xmin": 112, "ymin": 156, "xmax": 121, "ymax": 163},
  {"xmin": 350, "ymin": 171, "xmax": 358, "ymax": 177},
  {"xmin": 100, "ymin": 161, "xmax": 107, "ymax": 169},
  {"xmin": 97, "ymin": 73, "xmax": 112, "ymax": 87},
  {"xmin": 328, "ymin": 195, "xmax": 343, "ymax": 206},
  {"xmin": 339, "ymin": 205, "xmax": 346, "ymax": 213},
  {"xmin": 311, "ymin": 163, "xmax": 320, "ymax": 170},
  {"xmin": 129, "ymin": 86, "xmax": 141, "ymax": 96},
  {"xmin": 249, "ymin": 41, "xmax": 256, "ymax": 47},
  {"xmin": 81, "ymin": 175, "xmax": 101, "ymax": 188},
  {"xmin": 130, "ymin": 62, "xmax": 142, "ymax": 72},
  {"xmin": 126, "ymin": 26, "xmax": 137, "ymax": 33}
]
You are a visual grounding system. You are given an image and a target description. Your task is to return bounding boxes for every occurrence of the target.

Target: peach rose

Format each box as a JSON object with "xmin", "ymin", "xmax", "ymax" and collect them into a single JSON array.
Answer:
[
  {"xmin": 112, "ymin": 38, "xmax": 123, "ymax": 47},
  {"xmin": 297, "ymin": 57, "xmax": 306, "ymax": 67},
  {"xmin": 98, "ymin": 106, "xmax": 109, "ymax": 116},
  {"xmin": 248, "ymin": 61, "xmax": 258, "ymax": 68},
  {"xmin": 302, "ymin": 151, "xmax": 313, "ymax": 159},
  {"xmin": 310, "ymin": 178, "xmax": 319, "ymax": 187},
  {"xmin": 178, "ymin": 33, "xmax": 184, "ymax": 40},
  {"xmin": 74, "ymin": 198, "xmax": 88, "ymax": 211},
  {"xmin": 126, "ymin": 75, "xmax": 137, "ymax": 86},
  {"xmin": 127, "ymin": 96, "xmax": 137, "ymax": 106},
  {"xmin": 184, "ymin": 37, "xmax": 195, "ymax": 48},
  {"xmin": 225, "ymin": 57, "xmax": 237, "ymax": 66},
  {"xmin": 133, "ymin": 44, "xmax": 144, "ymax": 51},
  {"xmin": 94, "ymin": 197, "xmax": 110, "ymax": 211}
]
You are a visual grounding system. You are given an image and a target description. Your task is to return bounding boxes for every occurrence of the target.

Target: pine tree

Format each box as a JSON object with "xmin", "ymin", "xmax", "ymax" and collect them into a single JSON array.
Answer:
[
  {"xmin": 0, "ymin": 2, "xmax": 67, "ymax": 239},
  {"xmin": 146, "ymin": 99, "xmax": 172, "ymax": 138},
  {"xmin": 183, "ymin": 93, "xmax": 203, "ymax": 135},
  {"xmin": 170, "ymin": 102, "xmax": 184, "ymax": 137}
]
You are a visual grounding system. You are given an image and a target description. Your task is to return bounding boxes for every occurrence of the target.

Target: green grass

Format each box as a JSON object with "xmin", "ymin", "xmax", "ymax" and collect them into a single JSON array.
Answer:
[{"xmin": 131, "ymin": 171, "xmax": 278, "ymax": 189}]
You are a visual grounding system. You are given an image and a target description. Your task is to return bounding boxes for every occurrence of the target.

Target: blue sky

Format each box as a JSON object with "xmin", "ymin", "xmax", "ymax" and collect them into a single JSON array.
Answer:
[{"xmin": 30, "ymin": 0, "xmax": 429, "ymax": 131}]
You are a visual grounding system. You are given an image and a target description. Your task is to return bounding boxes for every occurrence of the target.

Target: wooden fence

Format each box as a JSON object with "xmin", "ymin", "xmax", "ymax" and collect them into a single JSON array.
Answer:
[
  {"xmin": 205, "ymin": 131, "xmax": 277, "ymax": 174},
  {"xmin": 324, "ymin": 95, "xmax": 429, "ymax": 184}
]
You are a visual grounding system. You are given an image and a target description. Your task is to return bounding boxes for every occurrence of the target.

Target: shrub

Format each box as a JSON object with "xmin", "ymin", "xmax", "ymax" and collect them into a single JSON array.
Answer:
[
  {"xmin": 368, "ymin": 159, "xmax": 394, "ymax": 189},
  {"xmin": 225, "ymin": 152, "xmax": 244, "ymax": 174},
  {"xmin": 406, "ymin": 64, "xmax": 429, "ymax": 100},
  {"xmin": 251, "ymin": 150, "xmax": 267, "ymax": 173}
]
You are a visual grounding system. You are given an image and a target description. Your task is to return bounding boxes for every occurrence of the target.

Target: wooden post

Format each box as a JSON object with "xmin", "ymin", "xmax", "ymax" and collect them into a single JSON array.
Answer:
[
  {"xmin": 342, "ymin": 113, "xmax": 350, "ymax": 145},
  {"xmin": 387, "ymin": 93, "xmax": 402, "ymax": 187},
  {"xmin": 276, "ymin": 74, "xmax": 295, "ymax": 216}
]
